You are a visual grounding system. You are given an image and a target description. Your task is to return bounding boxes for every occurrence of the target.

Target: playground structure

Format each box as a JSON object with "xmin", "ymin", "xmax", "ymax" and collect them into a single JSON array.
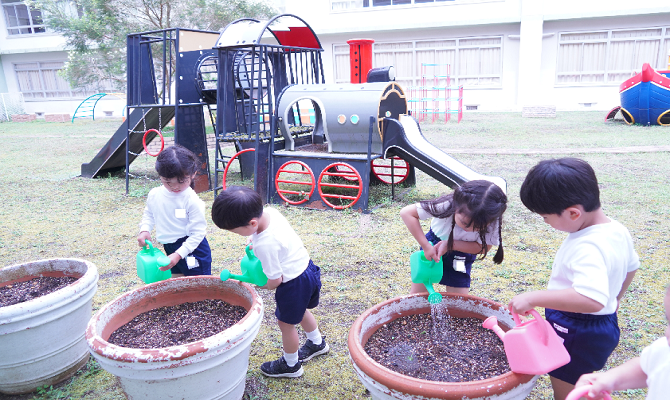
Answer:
[
  {"xmin": 605, "ymin": 63, "xmax": 670, "ymax": 126},
  {"xmin": 408, "ymin": 63, "xmax": 463, "ymax": 123},
  {"xmin": 71, "ymin": 93, "xmax": 126, "ymax": 123},
  {"xmin": 80, "ymin": 14, "xmax": 504, "ymax": 211}
]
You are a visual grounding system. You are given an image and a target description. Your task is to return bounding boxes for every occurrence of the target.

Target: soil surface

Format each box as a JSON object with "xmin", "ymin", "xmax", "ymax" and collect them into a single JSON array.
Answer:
[
  {"xmin": 0, "ymin": 276, "xmax": 78, "ymax": 307},
  {"xmin": 107, "ymin": 299, "xmax": 247, "ymax": 348},
  {"xmin": 364, "ymin": 309, "xmax": 510, "ymax": 382}
]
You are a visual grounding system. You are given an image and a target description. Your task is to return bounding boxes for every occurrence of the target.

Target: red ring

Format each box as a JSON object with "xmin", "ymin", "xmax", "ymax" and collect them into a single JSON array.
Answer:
[
  {"xmin": 372, "ymin": 156, "xmax": 409, "ymax": 184},
  {"xmin": 142, "ymin": 129, "xmax": 164, "ymax": 157},
  {"xmin": 222, "ymin": 148, "xmax": 255, "ymax": 190},
  {"xmin": 275, "ymin": 160, "xmax": 315, "ymax": 205},
  {"xmin": 317, "ymin": 162, "xmax": 363, "ymax": 210}
]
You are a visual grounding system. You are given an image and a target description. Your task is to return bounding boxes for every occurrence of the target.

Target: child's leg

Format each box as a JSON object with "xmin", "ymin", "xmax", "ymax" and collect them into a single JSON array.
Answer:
[
  {"xmin": 298, "ymin": 309, "xmax": 329, "ymax": 362},
  {"xmin": 549, "ymin": 376, "xmax": 574, "ymax": 400},
  {"xmin": 443, "ymin": 285, "xmax": 469, "ymax": 295},
  {"xmin": 410, "ymin": 282, "xmax": 428, "ymax": 294},
  {"xmin": 278, "ymin": 319, "xmax": 300, "ymax": 354},
  {"xmin": 300, "ymin": 309, "xmax": 317, "ymax": 333}
]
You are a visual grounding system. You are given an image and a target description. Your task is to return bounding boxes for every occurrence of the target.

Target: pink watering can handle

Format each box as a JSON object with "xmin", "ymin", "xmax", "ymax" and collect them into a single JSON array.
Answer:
[
  {"xmin": 565, "ymin": 385, "xmax": 612, "ymax": 400},
  {"xmin": 512, "ymin": 309, "xmax": 549, "ymax": 346}
]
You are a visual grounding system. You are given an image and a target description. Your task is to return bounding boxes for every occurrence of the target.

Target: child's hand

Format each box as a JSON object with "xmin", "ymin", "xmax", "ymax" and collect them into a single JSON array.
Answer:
[
  {"xmin": 137, "ymin": 231, "xmax": 151, "ymax": 247},
  {"xmin": 574, "ymin": 373, "xmax": 615, "ymax": 399},
  {"xmin": 159, "ymin": 253, "xmax": 181, "ymax": 271},
  {"xmin": 422, "ymin": 244, "xmax": 440, "ymax": 262},
  {"xmin": 508, "ymin": 292, "xmax": 535, "ymax": 316}
]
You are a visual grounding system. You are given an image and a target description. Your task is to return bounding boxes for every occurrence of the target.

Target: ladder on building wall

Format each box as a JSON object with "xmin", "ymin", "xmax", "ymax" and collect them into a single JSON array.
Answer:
[{"xmin": 408, "ymin": 63, "xmax": 463, "ymax": 123}]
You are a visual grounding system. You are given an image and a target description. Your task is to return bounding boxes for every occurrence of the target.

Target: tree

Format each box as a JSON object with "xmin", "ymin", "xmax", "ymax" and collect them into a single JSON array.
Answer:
[{"xmin": 30, "ymin": 0, "xmax": 277, "ymax": 91}]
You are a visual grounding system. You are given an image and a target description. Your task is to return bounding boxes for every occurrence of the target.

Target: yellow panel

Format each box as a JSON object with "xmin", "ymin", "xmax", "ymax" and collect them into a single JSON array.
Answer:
[{"xmin": 179, "ymin": 31, "xmax": 220, "ymax": 53}]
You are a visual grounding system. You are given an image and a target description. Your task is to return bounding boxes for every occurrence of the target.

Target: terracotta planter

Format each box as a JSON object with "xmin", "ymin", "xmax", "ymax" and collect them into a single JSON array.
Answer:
[
  {"xmin": 86, "ymin": 276, "xmax": 263, "ymax": 400},
  {"xmin": 348, "ymin": 293, "xmax": 539, "ymax": 400},
  {"xmin": 0, "ymin": 258, "xmax": 99, "ymax": 395}
]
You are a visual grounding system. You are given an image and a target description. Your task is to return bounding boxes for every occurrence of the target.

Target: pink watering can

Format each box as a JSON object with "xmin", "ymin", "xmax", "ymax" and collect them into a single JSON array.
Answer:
[
  {"xmin": 482, "ymin": 308, "xmax": 570, "ymax": 375},
  {"xmin": 565, "ymin": 385, "xmax": 612, "ymax": 400}
]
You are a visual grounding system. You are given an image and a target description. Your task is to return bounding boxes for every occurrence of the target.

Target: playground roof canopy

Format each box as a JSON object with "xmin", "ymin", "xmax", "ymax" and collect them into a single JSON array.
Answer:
[{"xmin": 214, "ymin": 14, "xmax": 322, "ymax": 50}]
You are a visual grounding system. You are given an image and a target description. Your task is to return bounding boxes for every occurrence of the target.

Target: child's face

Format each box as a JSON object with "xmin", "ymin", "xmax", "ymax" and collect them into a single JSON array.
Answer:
[
  {"xmin": 160, "ymin": 174, "xmax": 194, "ymax": 193},
  {"xmin": 229, "ymin": 219, "xmax": 259, "ymax": 237},
  {"xmin": 454, "ymin": 212, "xmax": 475, "ymax": 232},
  {"xmin": 539, "ymin": 207, "xmax": 582, "ymax": 233}
]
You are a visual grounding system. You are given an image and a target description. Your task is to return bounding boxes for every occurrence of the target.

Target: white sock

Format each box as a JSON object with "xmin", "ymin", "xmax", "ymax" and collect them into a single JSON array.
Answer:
[
  {"xmin": 284, "ymin": 351, "xmax": 299, "ymax": 367},
  {"xmin": 305, "ymin": 328, "xmax": 322, "ymax": 345}
]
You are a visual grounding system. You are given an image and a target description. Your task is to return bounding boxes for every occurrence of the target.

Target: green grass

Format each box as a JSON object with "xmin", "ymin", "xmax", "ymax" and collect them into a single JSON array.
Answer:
[{"xmin": 0, "ymin": 112, "xmax": 667, "ymax": 400}]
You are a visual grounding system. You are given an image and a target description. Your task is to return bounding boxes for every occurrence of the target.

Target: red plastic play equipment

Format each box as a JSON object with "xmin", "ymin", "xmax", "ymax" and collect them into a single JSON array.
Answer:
[
  {"xmin": 372, "ymin": 156, "xmax": 409, "ymax": 184},
  {"xmin": 221, "ymin": 148, "xmax": 255, "ymax": 190},
  {"xmin": 347, "ymin": 39, "xmax": 374, "ymax": 84},
  {"xmin": 275, "ymin": 160, "xmax": 315, "ymax": 205},
  {"xmin": 142, "ymin": 129, "xmax": 164, "ymax": 156},
  {"xmin": 317, "ymin": 162, "xmax": 363, "ymax": 210}
]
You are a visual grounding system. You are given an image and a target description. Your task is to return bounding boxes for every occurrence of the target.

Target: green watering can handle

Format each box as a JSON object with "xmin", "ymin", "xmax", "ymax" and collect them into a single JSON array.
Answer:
[
  {"xmin": 144, "ymin": 239, "xmax": 170, "ymax": 267},
  {"xmin": 144, "ymin": 239, "xmax": 153, "ymax": 249}
]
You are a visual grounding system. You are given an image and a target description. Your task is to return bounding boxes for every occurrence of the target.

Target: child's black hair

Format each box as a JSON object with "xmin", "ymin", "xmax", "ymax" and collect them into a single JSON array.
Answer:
[
  {"xmin": 520, "ymin": 157, "xmax": 600, "ymax": 215},
  {"xmin": 420, "ymin": 179, "xmax": 507, "ymax": 264},
  {"xmin": 155, "ymin": 145, "xmax": 200, "ymax": 189},
  {"xmin": 211, "ymin": 186, "xmax": 264, "ymax": 230}
]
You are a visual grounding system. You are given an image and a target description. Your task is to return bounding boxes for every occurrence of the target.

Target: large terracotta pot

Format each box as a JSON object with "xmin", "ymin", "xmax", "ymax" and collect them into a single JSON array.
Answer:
[
  {"xmin": 0, "ymin": 258, "xmax": 99, "ymax": 395},
  {"xmin": 348, "ymin": 293, "xmax": 539, "ymax": 400},
  {"xmin": 85, "ymin": 276, "xmax": 263, "ymax": 400}
]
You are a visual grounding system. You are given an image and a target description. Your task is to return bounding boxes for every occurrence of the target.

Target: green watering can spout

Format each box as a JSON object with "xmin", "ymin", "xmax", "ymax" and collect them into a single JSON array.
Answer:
[
  {"xmin": 220, "ymin": 245, "xmax": 268, "ymax": 287},
  {"xmin": 410, "ymin": 250, "xmax": 443, "ymax": 304}
]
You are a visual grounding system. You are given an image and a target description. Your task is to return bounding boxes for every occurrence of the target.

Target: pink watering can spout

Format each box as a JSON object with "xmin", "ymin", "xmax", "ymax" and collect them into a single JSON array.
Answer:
[{"xmin": 482, "ymin": 308, "xmax": 570, "ymax": 375}]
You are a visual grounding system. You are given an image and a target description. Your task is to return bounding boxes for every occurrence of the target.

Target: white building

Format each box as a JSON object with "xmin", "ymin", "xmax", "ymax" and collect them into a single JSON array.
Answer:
[{"xmin": 2, "ymin": 0, "xmax": 670, "ymax": 119}]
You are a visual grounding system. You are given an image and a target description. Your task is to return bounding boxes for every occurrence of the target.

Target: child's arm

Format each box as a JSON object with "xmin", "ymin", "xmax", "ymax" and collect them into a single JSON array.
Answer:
[
  {"xmin": 617, "ymin": 270, "xmax": 637, "ymax": 306},
  {"xmin": 261, "ymin": 277, "xmax": 282, "ymax": 290},
  {"xmin": 509, "ymin": 288, "xmax": 603, "ymax": 315},
  {"xmin": 575, "ymin": 357, "xmax": 647, "ymax": 398},
  {"xmin": 400, "ymin": 204, "xmax": 438, "ymax": 262},
  {"xmin": 435, "ymin": 240, "xmax": 491, "ymax": 257}
]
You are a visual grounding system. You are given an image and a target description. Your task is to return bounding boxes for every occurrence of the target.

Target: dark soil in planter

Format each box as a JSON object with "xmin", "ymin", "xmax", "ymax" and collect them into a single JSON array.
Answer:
[
  {"xmin": 364, "ymin": 312, "xmax": 510, "ymax": 382},
  {"xmin": 0, "ymin": 276, "xmax": 78, "ymax": 307},
  {"xmin": 107, "ymin": 299, "xmax": 247, "ymax": 348}
]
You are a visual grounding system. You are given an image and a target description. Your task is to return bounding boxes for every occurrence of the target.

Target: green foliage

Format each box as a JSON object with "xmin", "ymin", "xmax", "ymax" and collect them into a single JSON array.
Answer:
[{"xmin": 30, "ymin": 0, "xmax": 277, "ymax": 90}]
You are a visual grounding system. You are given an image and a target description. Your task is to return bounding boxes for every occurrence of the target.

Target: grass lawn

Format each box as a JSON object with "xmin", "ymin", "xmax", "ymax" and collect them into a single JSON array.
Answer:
[{"xmin": 0, "ymin": 112, "xmax": 668, "ymax": 400}]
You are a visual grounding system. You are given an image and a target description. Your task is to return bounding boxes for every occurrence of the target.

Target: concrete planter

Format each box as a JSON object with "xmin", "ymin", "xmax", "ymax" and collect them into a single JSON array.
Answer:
[
  {"xmin": 348, "ymin": 293, "xmax": 539, "ymax": 400},
  {"xmin": 86, "ymin": 276, "xmax": 263, "ymax": 400},
  {"xmin": 0, "ymin": 258, "xmax": 99, "ymax": 394}
]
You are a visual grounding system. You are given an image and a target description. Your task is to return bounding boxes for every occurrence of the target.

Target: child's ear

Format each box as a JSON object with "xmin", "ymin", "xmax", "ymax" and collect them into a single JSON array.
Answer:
[
  {"xmin": 248, "ymin": 218, "xmax": 259, "ymax": 228},
  {"xmin": 566, "ymin": 206, "xmax": 582, "ymax": 221}
]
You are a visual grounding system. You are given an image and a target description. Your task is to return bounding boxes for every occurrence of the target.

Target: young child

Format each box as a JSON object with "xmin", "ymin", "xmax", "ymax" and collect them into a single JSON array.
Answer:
[
  {"xmin": 137, "ymin": 145, "xmax": 211, "ymax": 277},
  {"xmin": 211, "ymin": 186, "xmax": 328, "ymax": 378},
  {"xmin": 509, "ymin": 157, "xmax": 639, "ymax": 400},
  {"xmin": 573, "ymin": 284, "xmax": 670, "ymax": 400},
  {"xmin": 400, "ymin": 179, "xmax": 507, "ymax": 295}
]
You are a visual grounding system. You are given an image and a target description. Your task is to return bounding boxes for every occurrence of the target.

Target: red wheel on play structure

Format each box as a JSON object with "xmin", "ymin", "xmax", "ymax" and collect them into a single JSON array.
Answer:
[
  {"xmin": 275, "ymin": 161, "xmax": 315, "ymax": 205},
  {"xmin": 317, "ymin": 162, "xmax": 363, "ymax": 210},
  {"xmin": 372, "ymin": 156, "xmax": 409, "ymax": 184},
  {"xmin": 142, "ymin": 129, "xmax": 164, "ymax": 156},
  {"xmin": 222, "ymin": 148, "xmax": 255, "ymax": 190}
]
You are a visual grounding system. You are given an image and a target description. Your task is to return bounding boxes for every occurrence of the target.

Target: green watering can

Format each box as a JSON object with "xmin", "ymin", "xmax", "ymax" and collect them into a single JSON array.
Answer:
[
  {"xmin": 220, "ymin": 245, "xmax": 268, "ymax": 287},
  {"xmin": 410, "ymin": 249, "xmax": 443, "ymax": 304},
  {"xmin": 136, "ymin": 240, "xmax": 171, "ymax": 284}
]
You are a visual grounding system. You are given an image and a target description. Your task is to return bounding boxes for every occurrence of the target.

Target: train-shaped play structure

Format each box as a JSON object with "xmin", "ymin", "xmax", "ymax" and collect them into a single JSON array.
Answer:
[
  {"xmin": 81, "ymin": 14, "xmax": 505, "ymax": 211},
  {"xmin": 606, "ymin": 63, "xmax": 670, "ymax": 126}
]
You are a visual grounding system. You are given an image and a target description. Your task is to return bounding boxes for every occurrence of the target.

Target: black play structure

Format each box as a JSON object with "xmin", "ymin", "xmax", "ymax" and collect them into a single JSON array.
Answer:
[{"xmin": 81, "ymin": 14, "xmax": 505, "ymax": 210}]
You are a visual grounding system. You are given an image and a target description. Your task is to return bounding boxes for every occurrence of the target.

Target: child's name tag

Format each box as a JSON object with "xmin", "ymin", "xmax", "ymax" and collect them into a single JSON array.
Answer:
[
  {"xmin": 453, "ymin": 256, "xmax": 466, "ymax": 273},
  {"xmin": 175, "ymin": 209, "xmax": 186, "ymax": 219},
  {"xmin": 186, "ymin": 256, "xmax": 197, "ymax": 269}
]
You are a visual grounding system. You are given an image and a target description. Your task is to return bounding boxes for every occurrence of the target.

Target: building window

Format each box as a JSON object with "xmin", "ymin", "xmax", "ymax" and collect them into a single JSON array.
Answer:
[
  {"xmin": 556, "ymin": 27, "xmax": 670, "ymax": 85},
  {"xmin": 2, "ymin": 0, "xmax": 46, "ymax": 35},
  {"xmin": 14, "ymin": 62, "xmax": 78, "ymax": 99},
  {"xmin": 333, "ymin": 36, "xmax": 502, "ymax": 88}
]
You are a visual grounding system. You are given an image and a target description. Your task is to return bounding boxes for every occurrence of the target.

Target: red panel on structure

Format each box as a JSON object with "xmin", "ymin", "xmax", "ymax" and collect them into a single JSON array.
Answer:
[
  {"xmin": 272, "ymin": 26, "xmax": 321, "ymax": 49},
  {"xmin": 347, "ymin": 39, "xmax": 374, "ymax": 84}
]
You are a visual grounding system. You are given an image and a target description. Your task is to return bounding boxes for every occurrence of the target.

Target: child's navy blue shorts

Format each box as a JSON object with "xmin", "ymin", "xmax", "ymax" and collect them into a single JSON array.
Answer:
[
  {"xmin": 163, "ymin": 236, "xmax": 212, "ymax": 276},
  {"xmin": 545, "ymin": 308, "xmax": 620, "ymax": 384},
  {"xmin": 424, "ymin": 230, "xmax": 477, "ymax": 288},
  {"xmin": 275, "ymin": 260, "xmax": 321, "ymax": 325}
]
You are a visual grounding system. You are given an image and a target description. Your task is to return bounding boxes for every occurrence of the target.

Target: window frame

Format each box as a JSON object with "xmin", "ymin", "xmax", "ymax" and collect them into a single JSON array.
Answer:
[
  {"xmin": 2, "ymin": 0, "xmax": 46, "ymax": 35},
  {"xmin": 13, "ymin": 61, "xmax": 84, "ymax": 99}
]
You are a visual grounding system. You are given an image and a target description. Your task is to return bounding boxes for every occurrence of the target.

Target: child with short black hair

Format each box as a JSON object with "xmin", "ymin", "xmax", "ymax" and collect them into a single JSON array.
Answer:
[
  {"xmin": 510, "ymin": 157, "xmax": 639, "ymax": 400},
  {"xmin": 137, "ymin": 145, "xmax": 211, "ymax": 277},
  {"xmin": 573, "ymin": 284, "xmax": 670, "ymax": 400},
  {"xmin": 400, "ymin": 179, "xmax": 507, "ymax": 295},
  {"xmin": 211, "ymin": 186, "xmax": 328, "ymax": 378}
]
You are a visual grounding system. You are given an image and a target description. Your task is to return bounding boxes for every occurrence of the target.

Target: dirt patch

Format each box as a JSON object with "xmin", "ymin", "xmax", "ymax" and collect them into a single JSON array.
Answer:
[
  {"xmin": 107, "ymin": 299, "xmax": 247, "ymax": 348},
  {"xmin": 364, "ymin": 311, "xmax": 510, "ymax": 382},
  {"xmin": 0, "ymin": 276, "xmax": 78, "ymax": 307}
]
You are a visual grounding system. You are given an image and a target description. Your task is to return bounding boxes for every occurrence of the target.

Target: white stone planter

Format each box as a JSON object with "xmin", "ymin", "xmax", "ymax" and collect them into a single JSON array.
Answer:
[
  {"xmin": 0, "ymin": 258, "xmax": 99, "ymax": 395},
  {"xmin": 85, "ymin": 276, "xmax": 263, "ymax": 400},
  {"xmin": 348, "ymin": 293, "xmax": 539, "ymax": 400}
]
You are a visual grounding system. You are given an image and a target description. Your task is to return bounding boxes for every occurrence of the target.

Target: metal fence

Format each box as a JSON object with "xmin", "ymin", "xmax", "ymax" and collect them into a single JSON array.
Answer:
[{"xmin": 0, "ymin": 93, "xmax": 26, "ymax": 122}]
